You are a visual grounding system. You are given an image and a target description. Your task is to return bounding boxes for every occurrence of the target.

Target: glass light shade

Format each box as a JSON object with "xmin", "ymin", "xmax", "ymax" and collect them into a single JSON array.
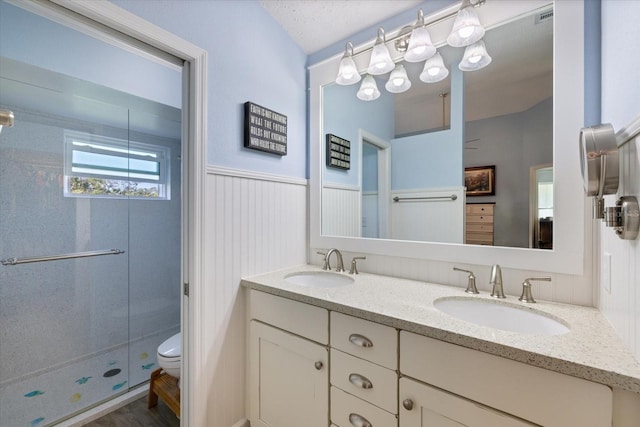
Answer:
[
  {"xmin": 419, "ymin": 52, "xmax": 449, "ymax": 83},
  {"xmin": 404, "ymin": 26, "xmax": 436, "ymax": 62},
  {"xmin": 367, "ymin": 28, "xmax": 394, "ymax": 75},
  {"xmin": 447, "ymin": 6, "xmax": 485, "ymax": 47},
  {"xmin": 459, "ymin": 40, "xmax": 492, "ymax": 71},
  {"xmin": 357, "ymin": 75, "xmax": 381, "ymax": 101},
  {"xmin": 335, "ymin": 42, "xmax": 361, "ymax": 85},
  {"xmin": 385, "ymin": 64, "xmax": 411, "ymax": 94}
]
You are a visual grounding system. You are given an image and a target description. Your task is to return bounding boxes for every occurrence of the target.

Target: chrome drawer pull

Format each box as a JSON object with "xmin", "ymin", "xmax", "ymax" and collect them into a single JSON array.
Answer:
[
  {"xmin": 349, "ymin": 413, "xmax": 372, "ymax": 427},
  {"xmin": 349, "ymin": 373, "xmax": 373, "ymax": 389},
  {"xmin": 348, "ymin": 333, "xmax": 373, "ymax": 348}
]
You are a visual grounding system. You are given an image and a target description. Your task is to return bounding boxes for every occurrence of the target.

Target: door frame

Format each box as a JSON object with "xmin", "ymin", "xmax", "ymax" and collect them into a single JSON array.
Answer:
[
  {"xmin": 358, "ymin": 130, "xmax": 391, "ymax": 239},
  {"xmin": 28, "ymin": 1, "xmax": 207, "ymax": 425}
]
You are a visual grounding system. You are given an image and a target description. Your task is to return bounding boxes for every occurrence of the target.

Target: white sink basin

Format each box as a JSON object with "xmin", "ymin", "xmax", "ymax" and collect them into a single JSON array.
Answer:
[
  {"xmin": 284, "ymin": 271, "xmax": 354, "ymax": 288},
  {"xmin": 433, "ymin": 297, "xmax": 570, "ymax": 336}
]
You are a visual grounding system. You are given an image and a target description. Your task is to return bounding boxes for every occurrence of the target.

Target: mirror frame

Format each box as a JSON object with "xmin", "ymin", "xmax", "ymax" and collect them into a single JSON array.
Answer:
[{"xmin": 309, "ymin": 0, "xmax": 586, "ymax": 274}]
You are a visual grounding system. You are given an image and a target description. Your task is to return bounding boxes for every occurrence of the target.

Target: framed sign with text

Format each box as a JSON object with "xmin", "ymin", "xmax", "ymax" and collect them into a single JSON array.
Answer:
[
  {"xmin": 244, "ymin": 101, "xmax": 287, "ymax": 155},
  {"xmin": 326, "ymin": 134, "xmax": 351, "ymax": 170}
]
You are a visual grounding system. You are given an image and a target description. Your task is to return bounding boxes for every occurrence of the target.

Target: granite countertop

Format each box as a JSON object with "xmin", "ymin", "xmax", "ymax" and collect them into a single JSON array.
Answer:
[{"xmin": 241, "ymin": 264, "xmax": 640, "ymax": 394}]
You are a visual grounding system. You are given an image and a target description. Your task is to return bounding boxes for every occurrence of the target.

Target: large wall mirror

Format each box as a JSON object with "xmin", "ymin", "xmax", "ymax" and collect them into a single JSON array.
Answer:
[{"xmin": 309, "ymin": 0, "xmax": 586, "ymax": 274}]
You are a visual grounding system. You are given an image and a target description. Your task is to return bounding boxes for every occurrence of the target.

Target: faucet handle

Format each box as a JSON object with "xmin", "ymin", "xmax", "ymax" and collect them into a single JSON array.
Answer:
[
  {"xmin": 349, "ymin": 256, "xmax": 367, "ymax": 274},
  {"xmin": 317, "ymin": 251, "xmax": 329, "ymax": 270},
  {"xmin": 453, "ymin": 267, "xmax": 478, "ymax": 294},
  {"xmin": 518, "ymin": 277, "xmax": 551, "ymax": 303}
]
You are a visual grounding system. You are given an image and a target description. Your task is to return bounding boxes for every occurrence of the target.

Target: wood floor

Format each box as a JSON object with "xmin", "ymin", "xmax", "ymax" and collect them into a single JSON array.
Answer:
[{"xmin": 84, "ymin": 397, "xmax": 179, "ymax": 426}]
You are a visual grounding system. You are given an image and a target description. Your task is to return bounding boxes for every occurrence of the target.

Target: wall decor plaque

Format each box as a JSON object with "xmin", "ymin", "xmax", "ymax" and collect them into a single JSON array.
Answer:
[
  {"xmin": 326, "ymin": 134, "xmax": 351, "ymax": 170},
  {"xmin": 244, "ymin": 101, "xmax": 287, "ymax": 155}
]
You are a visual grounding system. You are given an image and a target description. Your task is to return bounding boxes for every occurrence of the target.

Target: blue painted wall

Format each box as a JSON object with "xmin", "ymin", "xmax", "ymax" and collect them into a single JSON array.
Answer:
[
  {"xmin": 0, "ymin": 1, "xmax": 181, "ymax": 108},
  {"xmin": 391, "ymin": 67, "xmax": 464, "ymax": 190},
  {"xmin": 110, "ymin": 0, "xmax": 308, "ymax": 179},
  {"xmin": 322, "ymin": 81, "xmax": 394, "ymax": 186}
]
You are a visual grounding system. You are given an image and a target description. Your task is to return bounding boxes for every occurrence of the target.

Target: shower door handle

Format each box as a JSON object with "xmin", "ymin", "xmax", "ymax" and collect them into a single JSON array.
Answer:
[{"xmin": 1, "ymin": 249, "xmax": 126, "ymax": 266}]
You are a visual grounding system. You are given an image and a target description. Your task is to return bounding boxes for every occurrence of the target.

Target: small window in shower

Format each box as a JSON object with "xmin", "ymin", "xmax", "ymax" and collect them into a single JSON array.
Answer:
[{"xmin": 63, "ymin": 130, "xmax": 170, "ymax": 199}]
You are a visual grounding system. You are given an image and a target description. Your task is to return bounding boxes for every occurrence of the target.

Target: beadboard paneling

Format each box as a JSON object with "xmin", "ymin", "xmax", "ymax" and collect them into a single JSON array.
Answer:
[
  {"xmin": 202, "ymin": 168, "xmax": 307, "ymax": 426},
  {"xmin": 322, "ymin": 184, "xmax": 361, "ymax": 237},
  {"xmin": 598, "ymin": 134, "xmax": 640, "ymax": 361}
]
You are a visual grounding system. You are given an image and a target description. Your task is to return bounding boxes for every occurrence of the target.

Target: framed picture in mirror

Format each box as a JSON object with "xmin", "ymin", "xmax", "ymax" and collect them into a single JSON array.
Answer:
[{"xmin": 465, "ymin": 166, "xmax": 495, "ymax": 196}]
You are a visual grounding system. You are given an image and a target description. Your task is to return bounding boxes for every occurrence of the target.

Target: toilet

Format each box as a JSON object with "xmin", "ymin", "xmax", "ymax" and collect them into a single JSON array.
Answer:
[{"xmin": 157, "ymin": 332, "xmax": 181, "ymax": 382}]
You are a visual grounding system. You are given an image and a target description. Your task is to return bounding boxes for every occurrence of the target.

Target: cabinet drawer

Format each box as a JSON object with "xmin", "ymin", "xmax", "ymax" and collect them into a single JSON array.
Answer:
[
  {"xmin": 466, "ymin": 214, "xmax": 493, "ymax": 224},
  {"xmin": 331, "ymin": 312, "xmax": 397, "ymax": 369},
  {"xmin": 466, "ymin": 204, "xmax": 494, "ymax": 214},
  {"xmin": 331, "ymin": 387, "xmax": 397, "ymax": 427},
  {"xmin": 331, "ymin": 349, "xmax": 397, "ymax": 413},
  {"xmin": 466, "ymin": 234, "xmax": 493, "ymax": 246},
  {"xmin": 466, "ymin": 223, "xmax": 494, "ymax": 233},
  {"xmin": 400, "ymin": 332, "xmax": 612, "ymax": 427},
  {"xmin": 248, "ymin": 290, "xmax": 328, "ymax": 344}
]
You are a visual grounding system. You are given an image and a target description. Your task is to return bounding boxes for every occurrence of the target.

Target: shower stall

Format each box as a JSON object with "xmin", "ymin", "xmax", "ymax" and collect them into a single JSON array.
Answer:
[{"xmin": 0, "ymin": 2, "xmax": 182, "ymax": 425}]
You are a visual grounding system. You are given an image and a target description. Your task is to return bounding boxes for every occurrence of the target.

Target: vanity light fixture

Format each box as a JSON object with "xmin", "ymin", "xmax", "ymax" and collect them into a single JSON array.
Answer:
[
  {"xmin": 385, "ymin": 64, "xmax": 411, "ymax": 93},
  {"xmin": 458, "ymin": 40, "xmax": 492, "ymax": 71},
  {"xmin": 404, "ymin": 9, "xmax": 436, "ymax": 63},
  {"xmin": 446, "ymin": 0, "xmax": 487, "ymax": 47},
  {"xmin": 367, "ymin": 27, "xmax": 394, "ymax": 75},
  {"xmin": 356, "ymin": 74, "xmax": 381, "ymax": 101},
  {"xmin": 341, "ymin": 1, "xmax": 490, "ymax": 102},
  {"xmin": 335, "ymin": 42, "xmax": 361, "ymax": 85},
  {"xmin": 419, "ymin": 51, "xmax": 449, "ymax": 83}
]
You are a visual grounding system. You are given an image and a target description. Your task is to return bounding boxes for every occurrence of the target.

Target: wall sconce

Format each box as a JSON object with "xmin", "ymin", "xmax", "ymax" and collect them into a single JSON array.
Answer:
[
  {"xmin": 357, "ymin": 74, "xmax": 381, "ymax": 101},
  {"xmin": 0, "ymin": 109, "xmax": 14, "ymax": 134},
  {"xmin": 446, "ymin": 0, "xmax": 486, "ymax": 47},
  {"xmin": 579, "ymin": 123, "xmax": 639, "ymax": 240},
  {"xmin": 420, "ymin": 52, "xmax": 449, "ymax": 83},
  {"xmin": 458, "ymin": 40, "xmax": 492, "ymax": 71},
  {"xmin": 335, "ymin": 42, "xmax": 361, "ymax": 85},
  {"xmin": 367, "ymin": 27, "xmax": 394, "ymax": 75},
  {"xmin": 403, "ymin": 9, "xmax": 436, "ymax": 63},
  {"xmin": 385, "ymin": 64, "xmax": 411, "ymax": 93}
]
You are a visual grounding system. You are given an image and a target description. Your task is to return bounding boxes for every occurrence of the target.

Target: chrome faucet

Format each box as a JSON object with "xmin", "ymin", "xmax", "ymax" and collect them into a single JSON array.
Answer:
[
  {"xmin": 323, "ymin": 248, "xmax": 345, "ymax": 272},
  {"xmin": 489, "ymin": 264, "xmax": 506, "ymax": 298}
]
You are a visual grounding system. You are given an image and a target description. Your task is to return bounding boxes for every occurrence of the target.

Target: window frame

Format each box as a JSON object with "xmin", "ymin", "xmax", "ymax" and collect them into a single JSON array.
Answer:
[{"xmin": 63, "ymin": 130, "xmax": 171, "ymax": 200}]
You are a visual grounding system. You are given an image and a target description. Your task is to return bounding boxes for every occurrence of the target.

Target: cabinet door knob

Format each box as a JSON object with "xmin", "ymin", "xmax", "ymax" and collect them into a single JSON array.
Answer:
[
  {"xmin": 403, "ymin": 399, "xmax": 414, "ymax": 410},
  {"xmin": 349, "ymin": 413, "xmax": 372, "ymax": 427},
  {"xmin": 348, "ymin": 333, "xmax": 373, "ymax": 348},
  {"xmin": 348, "ymin": 373, "xmax": 373, "ymax": 389},
  {"xmin": 314, "ymin": 361, "xmax": 323, "ymax": 370}
]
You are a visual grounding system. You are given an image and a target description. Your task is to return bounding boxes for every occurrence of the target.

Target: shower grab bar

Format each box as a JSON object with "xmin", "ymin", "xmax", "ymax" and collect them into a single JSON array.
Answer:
[
  {"xmin": 393, "ymin": 194, "xmax": 458, "ymax": 202},
  {"xmin": 1, "ymin": 249, "xmax": 125, "ymax": 266}
]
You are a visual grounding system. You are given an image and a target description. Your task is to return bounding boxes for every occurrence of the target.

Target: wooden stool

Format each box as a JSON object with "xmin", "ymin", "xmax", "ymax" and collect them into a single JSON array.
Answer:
[{"xmin": 148, "ymin": 368, "xmax": 180, "ymax": 418}]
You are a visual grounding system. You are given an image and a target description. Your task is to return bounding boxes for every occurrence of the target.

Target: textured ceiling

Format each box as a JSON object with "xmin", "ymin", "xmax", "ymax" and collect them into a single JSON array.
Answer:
[{"xmin": 258, "ymin": 0, "xmax": 423, "ymax": 54}]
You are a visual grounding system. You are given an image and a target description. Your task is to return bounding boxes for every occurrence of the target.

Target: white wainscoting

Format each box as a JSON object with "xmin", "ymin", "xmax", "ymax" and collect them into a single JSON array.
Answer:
[
  {"xmin": 599, "ymin": 130, "xmax": 640, "ymax": 361},
  {"xmin": 390, "ymin": 187, "xmax": 465, "ymax": 244},
  {"xmin": 203, "ymin": 166, "xmax": 307, "ymax": 426},
  {"xmin": 322, "ymin": 183, "xmax": 361, "ymax": 237}
]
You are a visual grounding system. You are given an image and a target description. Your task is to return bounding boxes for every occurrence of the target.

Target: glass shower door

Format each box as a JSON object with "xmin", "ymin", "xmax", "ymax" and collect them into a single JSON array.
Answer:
[{"xmin": 0, "ymin": 77, "xmax": 132, "ymax": 426}]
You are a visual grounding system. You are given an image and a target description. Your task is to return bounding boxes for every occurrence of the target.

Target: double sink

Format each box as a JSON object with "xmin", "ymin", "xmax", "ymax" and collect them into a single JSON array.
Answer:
[{"xmin": 285, "ymin": 270, "xmax": 569, "ymax": 336}]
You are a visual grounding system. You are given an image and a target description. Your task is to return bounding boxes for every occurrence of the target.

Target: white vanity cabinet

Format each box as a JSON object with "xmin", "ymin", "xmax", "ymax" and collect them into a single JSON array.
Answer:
[
  {"xmin": 329, "ymin": 312, "xmax": 399, "ymax": 427},
  {"xmin": 399, "ymin": 377, "xmax": 534, "ymax": 427},
  {"xmin": 247, "ymin": 289, "xmax": 617, "ymax": 427},
  {"xmin": 248, "ymin": 291, "xmax": 329, "ymax": 427},
  {"xmin": 400, "ymin": 331, "xmax": 613, "ymax": 427}
]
